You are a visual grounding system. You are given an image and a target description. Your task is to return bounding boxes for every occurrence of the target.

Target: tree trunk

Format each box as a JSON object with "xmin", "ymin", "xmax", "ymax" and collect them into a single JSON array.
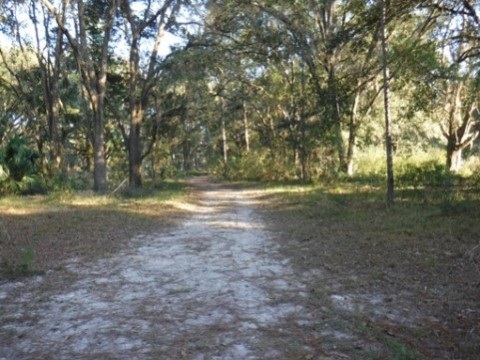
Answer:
[
  {"xmin": 299, "ymin": 111, "xmax": 309, "ymax": 182},
  {"xmin": 93, "ymin": 104, "xmax": 107, "ymax": 192},
  {"xmin": 446, "ymin": 138, "xmax": 463, "ymax": 172},
  {"xmin": 29, "ymin": 1, "xmax": 65, "ymax": 173},
  {"xmin": 121, "ymin": 0, "xmax": 182, "ymax": 188},
  {"xmin": 183, "ymin": 141, "xmax": 192, "ymax": 172},
  {"xmin": 345, "ymin": 131, "xmax": 356, "ymax": 177},
  {"xmin": 221, "ymin": 116, "xmax": 228, "ymax": 165},
  {"xmin": 327, "ymin": 66, "xmax": 346, "ymax": 170},
  {"xmin": 344, "ymin": 88, "xmax": 361, "ymax": 176},
  {"xmin": 243, "ymin": 101, "xmax": 250, "ymax": 153},
  {"xmin": 128, "ymin": 107, "xmax": 143, "ymax": 188},
  {"xmin": 443, "ymin": 81, "xmax": 480, "ymax": 173},
  {"xmin": 381, "ymin": 0, "xmax": 395, "ymax": 206}
]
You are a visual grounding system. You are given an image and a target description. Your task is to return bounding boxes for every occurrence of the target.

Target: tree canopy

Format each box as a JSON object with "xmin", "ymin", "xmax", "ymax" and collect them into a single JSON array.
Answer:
[{"xmin": 0, "ymin": 0, "xmax": 479, "ymax": 196}]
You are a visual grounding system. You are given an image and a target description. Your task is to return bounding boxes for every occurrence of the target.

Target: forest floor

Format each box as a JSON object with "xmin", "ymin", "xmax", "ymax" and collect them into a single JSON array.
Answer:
[{"xmin": 0, "ymin": 176, "xmax": 479, "ymax": 359}]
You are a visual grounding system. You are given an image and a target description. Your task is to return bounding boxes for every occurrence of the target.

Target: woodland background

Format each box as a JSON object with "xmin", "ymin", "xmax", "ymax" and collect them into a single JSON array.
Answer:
[
  {"xmin": 1, "ymin": 3, "xmax": 480, "ymax": 358},
  {"xmin": 0, "ymin": 0, "xmax": 479, "ymax": 199}
]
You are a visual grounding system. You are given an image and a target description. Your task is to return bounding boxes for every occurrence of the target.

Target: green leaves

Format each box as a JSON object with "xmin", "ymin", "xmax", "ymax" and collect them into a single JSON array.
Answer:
[{"xmin": 1, "ymin": 135, "xmax": 39, "ymax": 182}]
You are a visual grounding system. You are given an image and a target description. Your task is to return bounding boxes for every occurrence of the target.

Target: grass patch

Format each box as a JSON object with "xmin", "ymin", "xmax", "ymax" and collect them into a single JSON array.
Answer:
[
  {"xmin": 0, "ymin": 181, "xmax": 188, "ymax": 279},
  {"xmin": 259, "ymin": 178, "xmax": 480, "ymax": 360}
]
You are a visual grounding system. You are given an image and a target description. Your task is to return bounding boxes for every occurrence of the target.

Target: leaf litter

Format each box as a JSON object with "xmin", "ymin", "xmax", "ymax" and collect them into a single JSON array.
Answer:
[{"xmin": 0, "ymin": 178, "xmax": 324, "ymax": 359}]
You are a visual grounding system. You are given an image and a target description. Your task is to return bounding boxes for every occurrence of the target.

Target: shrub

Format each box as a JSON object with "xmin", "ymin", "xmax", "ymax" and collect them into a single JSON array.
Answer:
[
  {"xmin": 1, "ymin": 135, "xmax": 39, "ymax": 182},
  {"xmin": 396, "ymin": 159, "xmax": 452, "ymax": 187},
  {"xmin": 218, "ymin": 151, "xmax": 296, "ymax": 182},
  {"xmin": 0, "ymin": 135, "xmax": 45, "ymax": 196}
]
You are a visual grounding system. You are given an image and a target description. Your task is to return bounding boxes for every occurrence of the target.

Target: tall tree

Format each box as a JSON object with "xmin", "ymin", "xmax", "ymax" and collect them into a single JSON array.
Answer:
[
  {"xmin": 380, "ymin": 0, "xmax": 395, "ymax": 206},
  {"xmin": 429, "ymin": 0, "xmax": 480, "ymax": 171},
  {"xmin": 29, "ymin": 0, "xmax": 66, "ymax": 173},
  {"xmin": 0, "ymin": 0, "xmax": 66, "ymax": 175},
  {"xmin": 119, "ymin": 0, "xmax": 184, "ymax": 188},
  {"xmin": 40, "ymin": 0, "xmax": 117, "ymax": 192}
]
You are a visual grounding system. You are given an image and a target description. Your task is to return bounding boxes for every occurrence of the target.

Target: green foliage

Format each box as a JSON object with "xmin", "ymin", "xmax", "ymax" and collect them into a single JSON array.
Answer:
[
  {"xmin": 0, "ymin": 0, "xmax": 478, "ymax": 192},
  {"xmin": 0, "ymin": 135, "xmax": 46, "ymax": 195},
  {"xmin": 396, "ymin": 159, "xmax": 452, "ymax": 188},
  {"xmin": 1, "ymin": 135, "xmax": 39, "ymax": 182},
  {"xmin": 45, "ymin": 172, "xmax": 92, "ymax": 193},
  {"xmin": 0, "ymin": 221, "xmax": 37, "ymax": 277},
  {"xmin": 381, "ymin": 335, "xmax": 421, "ymax": 360},
  {"xmin": 351, "ymin": 147, "xmax": 387, "ymax": 185},
  {"xmin": 218, "ymin": 151, "xmax": 296, "ymax": 182},
  {"xmin": 0, "ymin": 247, "xmax": 37, "ymax": 278},
  {"xmin": 14, "ymin": 247, "xmax": 36, "ymax": 276},
  {"xmin": 351, "ymin": 147, "xmax": 473, "ymax": 188},
  {"xmin": 119, "ymin": 180, "xmax": 187, "ymax": 200}
]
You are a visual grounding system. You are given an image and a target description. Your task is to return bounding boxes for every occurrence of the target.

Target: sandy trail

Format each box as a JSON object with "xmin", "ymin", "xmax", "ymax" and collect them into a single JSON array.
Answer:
[{"xmin": 0, "ymin": 178, "xmax": 315, "ymax": 359}]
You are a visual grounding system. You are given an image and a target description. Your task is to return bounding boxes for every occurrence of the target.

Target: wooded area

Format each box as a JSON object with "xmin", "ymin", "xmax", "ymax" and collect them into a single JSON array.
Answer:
[
  {"xmin": 0, "ymin": 0, "xmax": 479, "ymax": 200},
  {"xmin": 1, "ymin": 2, "xmax": 480, "ymax": 357}
]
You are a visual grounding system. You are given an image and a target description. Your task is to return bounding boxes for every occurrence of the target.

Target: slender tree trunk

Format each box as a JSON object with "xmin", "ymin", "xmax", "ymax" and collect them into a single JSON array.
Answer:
[
  {"xmin": 381, "ymin": 0, "xmax": 395, "ymax": 206},
  {"xmin": 89, "ymin": 0, "xmax": 116, "ymax": 192},
  {"xmin": 92, "ymin": 101, "xmax": 107, "ymax": 191},
  {"xmin": 345, "ymin": 88, "xmax": 361, "ymax": 176},
  {"xmin": 49, "ymin": 4, "xmax": 65, "ymax": 172},
  {"xmin": 299, "ymin": 113, "xmax": 309, "ymax": 182},
  {"xmin": 183, "ymin": 141, "xmax": 192, "ymax": 172},
  {"xmin": 30, "ymin": 1, "xmax": 65, "ymax": 173},
  {"xmin": 126, "ymin": 37, "xmax": 143, "ymax": 188},
  {"xmin": 221, "ymin": 116, "xmax": 228, "ymax": 165},
  {"xmin": 243, "ymin": 101, "xmax": 250, "ymax": 153},
  {"xmin": 327, "ymin": 66, "xmax": 346, "ymax": 170},
  {"xmin": 128, "ymin": 106, "xmax": 143, "ymax": 187}
]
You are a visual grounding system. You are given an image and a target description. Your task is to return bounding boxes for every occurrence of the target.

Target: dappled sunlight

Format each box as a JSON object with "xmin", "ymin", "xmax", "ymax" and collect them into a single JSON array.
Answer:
[
  {"xmin": 68, "ymin": 196, "xmax": 115, "ymax": 207},
  {"xmin": 0, "ymin": 196, "xmax": 56, "ymax": 216},
  {"xmin": 165, "ymin": 199, "xmax": 215, "ymax": 213},
  {"xmin": 325, "ymin": 184, "xmax": 380, "ymax": 195},
  {"xmin": 1, "ymin": 178, "xmax": 315, "ymax": 359},
  {"xmin": 261, "ymin": 186, "xmax": 315, "ymax": 198},
  {"xmin": 203, "ymin": 220, "xmax": 263, "ymax": 230},
  {"xmin": 0, "ymin": 207, "xmax": 44, "ymax": 216}
]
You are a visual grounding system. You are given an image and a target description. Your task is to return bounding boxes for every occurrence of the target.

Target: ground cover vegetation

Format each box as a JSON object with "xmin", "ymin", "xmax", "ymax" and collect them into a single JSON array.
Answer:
[
  {"xmin": 0, "ymin": 181, "xmax": 187, "ymax": 277},
  {"xmin": 0, "ymin": 0, "xmax": 479, "ymax": 356},
  {"xmin": 258, "ymin": 175, "xmax": 480, "ymax": 359}
]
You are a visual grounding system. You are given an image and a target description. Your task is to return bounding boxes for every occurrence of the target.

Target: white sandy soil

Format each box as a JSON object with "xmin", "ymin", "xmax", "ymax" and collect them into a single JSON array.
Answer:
[{"xmin": 0, "ymin": 178, "xmax": 318, "ymax": 359}]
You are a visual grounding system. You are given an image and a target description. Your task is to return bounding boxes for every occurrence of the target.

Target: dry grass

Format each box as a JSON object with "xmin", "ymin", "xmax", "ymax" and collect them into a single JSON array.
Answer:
[
  {"xmin": 0, "ymin": 182, "xmax": 189, "ymax": 278},
  {"xmin": 259, "ymin": 181, "xmax": 480, "ymax": 359},
  {"xmin": 2, "ymin": 177, "xmax": 479, "ymax": 358}
]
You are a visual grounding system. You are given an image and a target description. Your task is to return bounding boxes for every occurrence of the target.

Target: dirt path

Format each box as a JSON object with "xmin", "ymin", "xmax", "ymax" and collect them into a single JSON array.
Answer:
[{"xmin": 0, "ymin": 177, "xmax": 318, "ymax": 359}]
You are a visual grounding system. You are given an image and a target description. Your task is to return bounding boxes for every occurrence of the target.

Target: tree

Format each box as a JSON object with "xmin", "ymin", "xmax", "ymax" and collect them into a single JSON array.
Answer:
[
  {"xmin": 250, "ymin": 0, "xmax": 349, "ymax": 170},
  {"xmin": 29, "ymin": 0, "xmax": 66, "ymax": 173},
  {"xmin": 381, "ymin": 0, "xmax": 395, "ymax": 205},
  {"xmin": 40, "ymin": 0, "xmax": 117, "ymax": 192},
  {"xmin": 0, "ymin": 1, "xmax": 61, "ymax": 176},
  {"xmin": 119, "ymin": 0, "xmax": 185, "ymax": 188},
  {"xmin": 429, "ymin": 0, "xmax": 480, "ymax": 171},
  {"xmin": 443, "ymin": 80, "xmax": 480, "ymax": 172}
]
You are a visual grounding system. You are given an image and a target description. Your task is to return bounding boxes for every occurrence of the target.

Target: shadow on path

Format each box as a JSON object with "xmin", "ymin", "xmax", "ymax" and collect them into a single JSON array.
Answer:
[{"xmin": 0, "ymin": 177, "xmax": 317, "ymax": 359}]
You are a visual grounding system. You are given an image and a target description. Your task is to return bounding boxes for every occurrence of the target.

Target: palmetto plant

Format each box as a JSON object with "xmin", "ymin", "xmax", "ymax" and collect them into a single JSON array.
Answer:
[{"xmin": 1, "ymin": 135, "xmax": 39, "ymax": 183}]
